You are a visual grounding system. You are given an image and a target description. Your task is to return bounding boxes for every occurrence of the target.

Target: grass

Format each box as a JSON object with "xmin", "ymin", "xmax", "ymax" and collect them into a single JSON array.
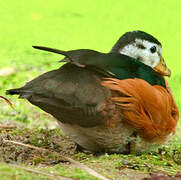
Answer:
[
  {"xmin": 0, "ymin": 126, "xmax": 181, "ymax": 179},
  {"xmin": 0, "ymin": 0, "xmax": 181, "ymax": 179},
  {"xmin": 0, "ymin": 164, "xmax": 49, "ymax": 180}
]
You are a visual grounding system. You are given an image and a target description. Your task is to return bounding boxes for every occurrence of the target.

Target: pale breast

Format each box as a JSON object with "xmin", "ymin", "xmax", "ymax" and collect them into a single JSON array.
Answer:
[{"xmin": 58, "ymin": 121, "xmax": 161, "ymax": 154}]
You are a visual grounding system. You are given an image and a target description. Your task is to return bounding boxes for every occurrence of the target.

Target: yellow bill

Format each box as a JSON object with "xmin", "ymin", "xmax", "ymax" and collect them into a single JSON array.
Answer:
[{"xmin": 154, "ymin": 57, "xmax": 171, "ymax": 77}]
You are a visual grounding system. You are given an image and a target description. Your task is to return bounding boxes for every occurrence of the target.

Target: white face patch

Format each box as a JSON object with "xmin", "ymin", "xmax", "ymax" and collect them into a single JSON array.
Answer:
[{"xmin": 119, "ymin": 39, "xmax": 162, "ymax": 68}]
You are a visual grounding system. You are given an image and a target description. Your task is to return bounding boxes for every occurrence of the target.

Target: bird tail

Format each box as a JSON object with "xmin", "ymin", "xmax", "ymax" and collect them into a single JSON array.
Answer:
[
  {"xmin": 6, "ymin": 88, "xmax": 32, "ymax": 99},
  {"xmin": 6, "ymin": 88, "xmax": 22, "ymax": 95}
]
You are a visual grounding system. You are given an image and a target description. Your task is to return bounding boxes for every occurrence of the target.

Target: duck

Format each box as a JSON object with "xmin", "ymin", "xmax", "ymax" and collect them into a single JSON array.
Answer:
[{"xmin": 6, "ymin": 31, "xmax": 179, "ymax": 154}]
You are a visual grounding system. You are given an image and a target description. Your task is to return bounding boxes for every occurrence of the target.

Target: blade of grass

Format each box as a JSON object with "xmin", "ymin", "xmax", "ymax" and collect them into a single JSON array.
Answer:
[
  {"xmin": 3, "ymin": 139, "xmax": 109, "ymax": 180},
  {"xmin": 5, "ymin": 163, "xmax": 74, "ymax": 180}
]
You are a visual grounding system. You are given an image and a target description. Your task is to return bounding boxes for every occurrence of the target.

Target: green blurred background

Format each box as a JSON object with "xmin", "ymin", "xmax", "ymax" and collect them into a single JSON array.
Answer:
[{"xmin": 0, "ymin": 0, "xmax": 180, "ymax": 122}]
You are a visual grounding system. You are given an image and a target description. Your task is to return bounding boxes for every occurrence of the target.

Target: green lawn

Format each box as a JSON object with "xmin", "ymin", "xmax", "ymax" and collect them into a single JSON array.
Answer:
[
  {"xmin": 0, "ymin": 0, "xmax": 181, "ymax": 179},
  {"xmin": 1, "ymin": 0, "xmax": 181, "ymax": 108}
]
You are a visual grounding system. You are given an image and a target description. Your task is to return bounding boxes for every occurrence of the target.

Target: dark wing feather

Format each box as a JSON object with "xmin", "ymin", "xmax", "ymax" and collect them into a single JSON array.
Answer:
[{"xmin": 7, "ymin": 64, "xmax": 112, "ymax": 127}]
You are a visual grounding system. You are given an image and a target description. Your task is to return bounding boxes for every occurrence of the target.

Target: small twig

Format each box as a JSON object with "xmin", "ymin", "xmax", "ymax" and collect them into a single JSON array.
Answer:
[
  {"xmin": 6, "ymin": 163, "xmax": 74, "ymax": 180},
  {"xmin": 0, "ymin": 96, "xmax": 14, "ymax": 109},
  {"xmin": 3, "ymin": 139, "xmax": 110, "ymax": 180},
  {"xmin": 3, "ymin": 139, "xmax": 48, "ymax": 152},
  {"xmin": 65, "ymin": 156, "xmax": 110, "ymax": 180},
  {"xmin": 0, "ymin": 125, "xmax": 17, "ymax": 130}
]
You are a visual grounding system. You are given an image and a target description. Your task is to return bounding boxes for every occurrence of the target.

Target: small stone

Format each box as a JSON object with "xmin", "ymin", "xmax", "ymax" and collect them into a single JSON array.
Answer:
[{"xmin": 0, "ymin": 67, "xmax": 15, "ymax": 76}]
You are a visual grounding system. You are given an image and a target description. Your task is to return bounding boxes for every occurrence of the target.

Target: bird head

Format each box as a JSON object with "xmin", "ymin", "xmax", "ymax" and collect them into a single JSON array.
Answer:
[{"xmin": 110, "ymin": 31, "xmax": 171, "ymax": 77}]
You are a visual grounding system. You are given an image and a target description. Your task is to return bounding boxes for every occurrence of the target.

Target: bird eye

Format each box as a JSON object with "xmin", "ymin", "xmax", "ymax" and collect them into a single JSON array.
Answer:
[{"xmin": 150, "ymin": 46, "xmax": 157, "ymax": 53}]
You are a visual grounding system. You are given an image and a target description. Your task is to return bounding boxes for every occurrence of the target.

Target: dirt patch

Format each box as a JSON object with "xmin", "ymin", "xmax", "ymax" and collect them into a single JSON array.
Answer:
[
  {"xmin": 0, "ymin": 123, "xmax": 181, "ymax": 180},
  {"xmin": 0, "ymin": 126, "xmax": 76, "ymax": 165}
]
